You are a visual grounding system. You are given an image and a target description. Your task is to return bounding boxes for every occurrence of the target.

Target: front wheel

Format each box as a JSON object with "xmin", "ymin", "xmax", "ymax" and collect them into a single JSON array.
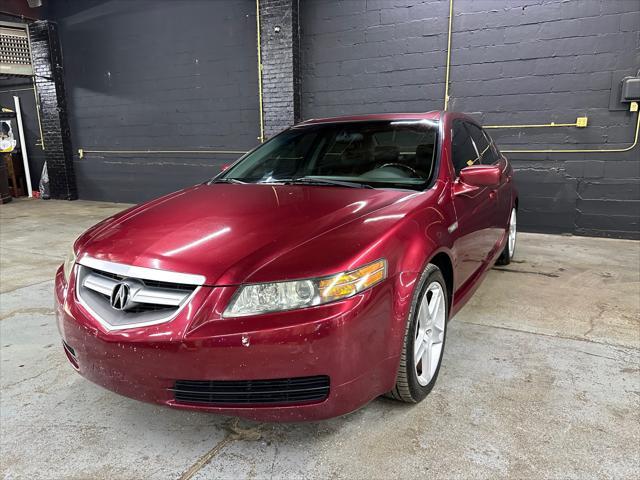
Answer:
[
  {"xmin": 496, "ymin": 207, "xmax": 517, "ymax": 266},
  {"xmin": 388, "ymin": 264, "xmax": 448, "ymax": 403}
]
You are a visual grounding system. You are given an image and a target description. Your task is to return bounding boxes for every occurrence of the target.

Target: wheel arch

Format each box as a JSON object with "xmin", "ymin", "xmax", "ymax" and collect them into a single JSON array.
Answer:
[{"xmin": 427, "ymin": 251, "xmax": 454, "ymax": 311}]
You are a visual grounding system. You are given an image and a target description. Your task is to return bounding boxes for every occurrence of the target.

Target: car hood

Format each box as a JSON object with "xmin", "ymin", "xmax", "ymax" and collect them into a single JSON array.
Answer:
[{"xmin": 77, "ymin": 183, "xmax": 415, "ymax": 285}]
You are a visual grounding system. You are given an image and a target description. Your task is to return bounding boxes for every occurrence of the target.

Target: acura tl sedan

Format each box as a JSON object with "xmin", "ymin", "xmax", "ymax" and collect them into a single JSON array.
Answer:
[{"xmin": 55, "ymin": 111, "xmax": 517, "ymax": 421}]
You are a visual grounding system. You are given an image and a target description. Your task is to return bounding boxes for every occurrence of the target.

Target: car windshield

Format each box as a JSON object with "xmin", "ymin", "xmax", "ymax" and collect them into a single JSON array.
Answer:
[{"xmin": 216, "ymin": 120, "xmax": 439, "ymax": 190}]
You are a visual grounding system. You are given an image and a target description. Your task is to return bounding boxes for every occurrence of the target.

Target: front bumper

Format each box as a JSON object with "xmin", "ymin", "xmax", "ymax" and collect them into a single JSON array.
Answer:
[{"xmin": 55, "ymin": 266, "xmax": 408, "ymax": 421}]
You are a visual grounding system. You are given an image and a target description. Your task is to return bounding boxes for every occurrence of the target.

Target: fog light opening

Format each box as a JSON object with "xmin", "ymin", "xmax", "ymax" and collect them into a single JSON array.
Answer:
[{"xmin": 62, "ymin": 341, "xmax": 79, "ymax": 370}]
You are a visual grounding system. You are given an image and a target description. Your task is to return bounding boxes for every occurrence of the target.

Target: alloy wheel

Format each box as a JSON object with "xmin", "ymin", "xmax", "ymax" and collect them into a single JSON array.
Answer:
[
  {"xmin": 508, "ymin": 208, "xmax": 517, "ymax": 259},
  {"xmin": 414, "ymin": 281, "xmax": 446, "ymax": 386}
]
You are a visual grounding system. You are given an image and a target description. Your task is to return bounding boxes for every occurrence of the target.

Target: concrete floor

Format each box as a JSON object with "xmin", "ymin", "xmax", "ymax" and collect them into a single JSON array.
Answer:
[{"xmin": 1, "ymin": 198, "xmax": 639, "ymax": 479}]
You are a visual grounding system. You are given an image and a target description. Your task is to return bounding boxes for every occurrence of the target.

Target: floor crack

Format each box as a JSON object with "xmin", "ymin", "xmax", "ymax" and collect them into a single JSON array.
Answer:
[
  {"xmin": 177, "ymin": 418, "xmax": 263, "ymax": 480},
  {"xmin": 584, "ymin": 302, "xmax": 607, "ymax": 337},
  {"xmin": 269, "ymin": 443, "xmax": 279, "ymax": 480},
  {"xmin": 2, "ymin": 365, "xmax": 59, "ymax": 389},
  {"xmin": 492, "ymin": 267, "xmax": 559, "ymax": 278}
]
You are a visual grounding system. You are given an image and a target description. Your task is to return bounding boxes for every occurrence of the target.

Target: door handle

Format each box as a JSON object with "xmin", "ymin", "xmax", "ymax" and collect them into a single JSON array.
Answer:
[{"xmin": 489, "ymin": 190, "xmax": 497, "ymax": 200}]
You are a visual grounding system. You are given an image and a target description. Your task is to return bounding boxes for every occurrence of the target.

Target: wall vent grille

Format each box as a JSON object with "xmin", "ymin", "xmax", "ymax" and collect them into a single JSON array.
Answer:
[{"xmin": 0, "ymin": 26, "xmax": 33, "ymax": 76}]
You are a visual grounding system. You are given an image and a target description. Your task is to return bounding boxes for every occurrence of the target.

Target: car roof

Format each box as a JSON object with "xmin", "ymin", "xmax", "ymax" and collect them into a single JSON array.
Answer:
[{"xmin": 297, "ymin": 111, "xmax": 443, "ymax": 126}]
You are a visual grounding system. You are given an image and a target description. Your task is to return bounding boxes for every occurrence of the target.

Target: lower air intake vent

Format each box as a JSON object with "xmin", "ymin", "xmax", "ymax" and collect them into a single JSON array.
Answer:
[{"xmin": 172, "ymin": 376, "xmax": 330, "ymax": 406}]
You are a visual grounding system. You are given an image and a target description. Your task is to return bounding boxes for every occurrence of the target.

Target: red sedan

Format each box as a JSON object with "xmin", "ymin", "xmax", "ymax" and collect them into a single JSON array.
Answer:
[{"xmin": 55, "ymin": 111, "xmax": 517, "ymax": 421}]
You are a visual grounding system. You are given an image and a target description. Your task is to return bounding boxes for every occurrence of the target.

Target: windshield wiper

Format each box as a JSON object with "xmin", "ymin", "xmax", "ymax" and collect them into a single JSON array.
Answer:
[
  {"xmin": 283, "ymin": 177, "xmax": 374, "ymax": 189},
  {"xmin": 212, "ymin": 177, "xmax": 373, "ymax": 189},
  {"xmin": 210, "ymin": 178, "xmax": 247, "ymax": 185}
]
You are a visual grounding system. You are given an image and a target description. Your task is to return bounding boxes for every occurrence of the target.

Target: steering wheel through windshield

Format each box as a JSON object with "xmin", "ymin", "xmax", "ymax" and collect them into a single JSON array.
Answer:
[{"xmin": 377, "ymin": 163, "xmax": 419, "ymax": 177}]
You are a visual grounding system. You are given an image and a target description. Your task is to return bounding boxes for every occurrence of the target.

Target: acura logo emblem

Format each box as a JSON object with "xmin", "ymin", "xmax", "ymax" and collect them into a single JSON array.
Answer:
[{"xmin": 110, "ymin": 282, "xmax": 131, "ymax": 310}]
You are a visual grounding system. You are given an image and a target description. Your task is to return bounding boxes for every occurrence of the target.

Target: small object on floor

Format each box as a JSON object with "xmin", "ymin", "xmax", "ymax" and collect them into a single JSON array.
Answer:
[{"xmin": 39, "ymin": 163, "xmax": 50, "ymax": 199}]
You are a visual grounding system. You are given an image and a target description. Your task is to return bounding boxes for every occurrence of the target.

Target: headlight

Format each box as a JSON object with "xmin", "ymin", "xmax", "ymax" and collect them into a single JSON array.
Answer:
[
  {"xmin": 224, "ymin": 259, "xmax": 387, "ymax": 317},
  {"xmin": 62, "ymin": 244, "xmax": 77, "ymax": 284}
]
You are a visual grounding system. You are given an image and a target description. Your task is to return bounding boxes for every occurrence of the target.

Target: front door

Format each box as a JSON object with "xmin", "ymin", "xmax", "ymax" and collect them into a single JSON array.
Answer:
[
  {"xmin": 465, "ymin": 122, "xmax": 511, "ymax": 251},
  {"xmin": 449, "ymin": 119, "xmax": 496, "ymax": 291}
]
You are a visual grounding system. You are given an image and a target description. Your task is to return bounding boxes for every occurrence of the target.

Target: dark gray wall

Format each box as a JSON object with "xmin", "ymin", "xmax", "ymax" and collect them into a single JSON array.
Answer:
[
  {"xmin": 301, "ymin": 0, "xmax": 640, "ymax": 238},
  {"xmin": 29, "ymin": 0, "xmax": 639, "ymax": 237},
  {"xmin": 49, "ymin": 0, "xmax": 260, "ymax": 203}
]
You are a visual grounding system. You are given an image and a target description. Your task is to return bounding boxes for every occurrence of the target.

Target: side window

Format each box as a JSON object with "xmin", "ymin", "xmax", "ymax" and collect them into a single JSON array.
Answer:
[
  {"xmin": 467, "ymin": 123, "xmax": 499, "ymax": 165},
  {"xmin": 451, "ymin": 120, "xmax": 479, "ymax": 176},
  {"xmin": 482, "ymin": 129, "xmax": 501, "ymax": 164}
]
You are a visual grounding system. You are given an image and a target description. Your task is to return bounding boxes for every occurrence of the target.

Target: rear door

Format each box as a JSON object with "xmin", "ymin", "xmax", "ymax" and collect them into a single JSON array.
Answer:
[{"xmin": 450, "ymin": 119, "xmax": 495, "ymax": 289}]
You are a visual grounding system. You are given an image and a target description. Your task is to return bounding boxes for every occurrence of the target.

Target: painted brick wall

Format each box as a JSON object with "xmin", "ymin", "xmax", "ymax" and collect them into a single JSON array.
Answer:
[
  {"xmin": 38, "ymin": 0, "xmax": 639, "ymax": 237},
  {"xmin": 300, "ymin": 0, "xmax": 640, "ymax": 238},
  {"xmin": 29, "ymin": 20, "xmax": 77, "ymax": 200},
  {"xmin": 49, "ymin": 0, "xmax": 260, "ymax": 203},
  {"xmin": 260, "ymin": 0, "xmax": 301, "ymax": 138}
]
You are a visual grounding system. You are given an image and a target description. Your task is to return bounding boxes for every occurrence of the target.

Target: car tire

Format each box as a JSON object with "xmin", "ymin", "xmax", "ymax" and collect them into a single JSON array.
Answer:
[
  {"xmin": 495, "ymin": 207, "xmax": 517, "ymax": 266},
  {"xmin": 388, "ymin": 263, "xmax": 448, "ymax": 403}
]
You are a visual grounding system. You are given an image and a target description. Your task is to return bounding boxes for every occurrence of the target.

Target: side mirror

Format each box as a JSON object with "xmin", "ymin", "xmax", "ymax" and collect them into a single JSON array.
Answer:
[
  {"xmin": 459, "ymin": 165, "xmax": 501, "ymax": 187},
  {"xmin": 454, "ymin": 165, "xmax": 501, "ymax": 196}
]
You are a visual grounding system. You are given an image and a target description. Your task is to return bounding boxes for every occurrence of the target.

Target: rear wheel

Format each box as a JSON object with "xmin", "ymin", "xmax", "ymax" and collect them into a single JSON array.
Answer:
[
  {"xmin": 496, "ymin": 207, "xmax": 516, "ymax": 266},
  {"xmin": 389, "ymin": 264, "xmax": 448, "ymax": 403}
]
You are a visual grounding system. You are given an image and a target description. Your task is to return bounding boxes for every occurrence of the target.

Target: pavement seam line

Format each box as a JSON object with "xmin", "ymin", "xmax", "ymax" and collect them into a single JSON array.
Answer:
[
  {"xmin": 0, "ymin": 245, "xmax": 65, "ymax": 260},
  {"xmin": 0, "ymin": 307, "xmax": 55, "ymax": 321},
  {"xmin": 0, "ymin": 278, "xmax": 55, "ymax": 295},
  {"xmin": 458, "ymin": 320, "xmax": 640, "ymax": 351}
]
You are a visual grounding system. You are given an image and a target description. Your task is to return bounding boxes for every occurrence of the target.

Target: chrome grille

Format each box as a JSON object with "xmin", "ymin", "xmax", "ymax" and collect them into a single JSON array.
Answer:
[{"xmin": 75, "ymin": 257, "xmax": 204, "ymax": 330}]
